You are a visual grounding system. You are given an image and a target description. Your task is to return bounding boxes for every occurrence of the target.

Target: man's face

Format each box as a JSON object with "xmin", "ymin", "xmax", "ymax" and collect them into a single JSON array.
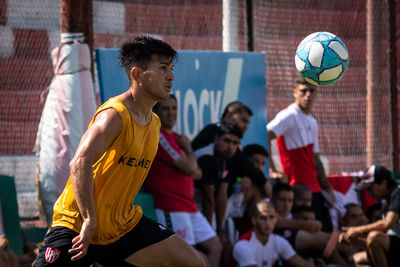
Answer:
[
  {"xmin": 294, "ymin": 83, "xmax": 317, "ymax": 113},
  {"xmin": 367, "ymin": 181, "xmax": 387, "ymax": 201},
  {"xmin": 369, "ymin": 209, "xmax": 381, "ymax": 223},
  {"xmin": 295, "ymin": 211, "xmax": 315, "ymax": 222},
  {"xmin": 214, "ymin": 133, "xmax": 240, "ymax": 159},
  {"xmin": 294, "ymin": 191, "xmax": 312, "ymax": 208},
  {"xmin": 252, "ymin": 203, "xmax": 277, "ymax": 237},
  {"xmin": 141, "ymin": 55, "xmax": 174, "ymax": 101},
  {"xmin": 250, "ymin": 154, "xmax": 267, "ymax": 173},
  {"xmin": 157, "ymin": 97, "xmax": 177, "ymax": 130},
  {"xmin": 230, "ymin": 111, "xmax": 251, "ymax": 134},
  {"xmin": 273, "ymin": 190, "xmax": 294, "ymax": 218},
  {"xmin": 343, "ymin": 206, "xmax": 367, "ymax": 227}
]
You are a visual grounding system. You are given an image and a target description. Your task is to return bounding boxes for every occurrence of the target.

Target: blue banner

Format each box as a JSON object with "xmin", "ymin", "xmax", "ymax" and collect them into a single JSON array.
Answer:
[{"xmin": 96, "ymin": 49, "xmax": 267, "ymax": 150}]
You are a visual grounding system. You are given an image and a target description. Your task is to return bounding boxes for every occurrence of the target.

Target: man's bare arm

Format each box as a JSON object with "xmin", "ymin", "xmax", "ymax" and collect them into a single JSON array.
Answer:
[
  {"xmin": 267, "ymin": 129, "xmax": 288, "ymax": 183},
  {"xmin": 68, "ymin": 109, "xmax": 122, "ymax": 260},
  {"xmin": 343, "ymin": 211, "xmax": 400, "ymax": 242},
  {"xmin": 173, "ymin": 135, "xmax": 202, "ymax": 179},
  {"xmin": 276, "ymin": 218, "xmax": 322, "ymax": 233},
  {"xmin": 314, "ymin": 153, "xmax": 332, "ymax": 192}
]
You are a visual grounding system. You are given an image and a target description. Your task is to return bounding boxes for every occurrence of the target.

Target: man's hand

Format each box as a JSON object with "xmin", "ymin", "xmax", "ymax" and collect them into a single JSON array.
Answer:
[
  {"xmin": 175, "ymin": 135, "xmax": 192, "ymax": 153},
  {"xmin": 341, "ymin": 226, "xmax": 361, "ymax": 244},
  {"xmin": 269, "ymin": 171, "xmax": 289, "ymax": 184},
  {"xmin": 240, "ymin": 177, "xmax": 252, "ymax": 193},
  {"xmin": 301, "ymin": 220, "xmax": 322, "ymax": 233},
  {"xmin": 69, "ymin": 220, "xmax": 97, "ymax": 261}
]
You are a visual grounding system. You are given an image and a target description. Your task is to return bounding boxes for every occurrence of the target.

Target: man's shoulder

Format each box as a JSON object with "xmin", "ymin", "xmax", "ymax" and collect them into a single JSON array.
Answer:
[
  {"xmin": 238, "ymin": 229, "xmax": 254, "ymax": 241},
  {"xmin": 271, "ymin": 104, "xmax": 297, "ymax": 121},
  {"xmin": 203, "ymin": 123, "xmax": 219, "ymax": 129},
  {"xmin": 390, "ymin": 186, "xmax": 400, "ymax": 205},
  {"xmin": 197, "ymin": 153, "xmax": 215, "ymax": 162},
  {"xmin": 195, "ymin": 143, "xmax": 215, "ymax": 158}
]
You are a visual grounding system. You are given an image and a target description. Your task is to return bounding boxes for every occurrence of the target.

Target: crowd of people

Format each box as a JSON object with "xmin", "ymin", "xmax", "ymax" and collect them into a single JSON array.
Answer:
[{"xmin": 26, "ymin": 36, "xmax": 399, "ymax": 267}]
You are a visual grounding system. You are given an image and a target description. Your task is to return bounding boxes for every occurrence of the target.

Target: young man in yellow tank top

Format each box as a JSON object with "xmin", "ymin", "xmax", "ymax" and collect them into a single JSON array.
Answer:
[{"xmin": 34, "ymin": 36, "xmax": 207, "ymax": 267}]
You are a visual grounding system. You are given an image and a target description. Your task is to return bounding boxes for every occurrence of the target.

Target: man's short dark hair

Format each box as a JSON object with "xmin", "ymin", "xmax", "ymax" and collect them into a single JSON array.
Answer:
[
  {"xmin": 221, "ymin": 101, "xmax": 253, "ymax": 120},
  {"xmin": 152, "ymin": 94, "xmax": 177, "ymax": 113},
  {"xmin": 373, "ymin": 166, "xmax": 396, "ymax": 189},
  {"xmin": 250, "ymin": 199, "xmax": 275, "ymax": 218},
  {"xmin": 243, "ymin": 144, "xmax": 268, "ymax": 158},
  {"xmin": 295, "ymin": 75, "xmax": 314, "ymax": 87},
  {"xmin": 216, "ymin": 119, "xmax": 243, "ymax": 139},
  {"xmin": 365, "ymin": 203, "xmax": 382, "ymax": 221},
  {"xmin": 292, "ymin": 183, "xmax": 311, "ymax": 199},
  {"xmin": 292, "ymin": 205, "xmax": 315, "ymax": 218},
  {"xmin": 272, "ymin": 182, "xmax": 293, "ymax": 198},
  {"xmin": 344, "ymin": 203, "xmax": 360, "ymax": 211},
  {"xmin": 119, "ymin": 35, "xmax": 178, "ymax": 83}
]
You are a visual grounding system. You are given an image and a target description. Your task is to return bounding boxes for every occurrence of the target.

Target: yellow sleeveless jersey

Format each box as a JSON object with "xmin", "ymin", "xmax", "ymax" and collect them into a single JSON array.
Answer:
[{"xmin": 52, "ymin": 97, "xmax": 160, "ymax": 245}]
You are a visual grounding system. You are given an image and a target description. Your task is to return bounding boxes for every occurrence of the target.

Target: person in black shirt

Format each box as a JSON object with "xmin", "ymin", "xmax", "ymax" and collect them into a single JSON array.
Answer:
[
  {"xmin": 192, "ymin": 101, "xmax": 271, "ymax": 197},
  {"xmin": 343, "ymin": 165, "xmax": 400, "ymax": 267},
  {"xmin": 196, "ymin": 120, "xmax": 243, "ymax": 235}
]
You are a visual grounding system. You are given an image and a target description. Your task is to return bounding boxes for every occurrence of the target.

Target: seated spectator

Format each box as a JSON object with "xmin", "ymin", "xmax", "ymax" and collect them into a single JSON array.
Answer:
[
  {"xmin": 233, "ymin": 199, "xmax": 312, "ymax": 267},
  {"xmin": 365, "ymin": 203, "xmax": 382, "ymax": 223},
  {"xmin": 145, "ymin": 95, "xmax": 221, "ymax": 267},
  {"xmin": 226, "ymin": 144, "xmax": 272, "ymax": 236},
  {"xmin": 343, "ymin": 165, "xmax": 400, "ymax": 267},
  {"xmin": 272, "ymin": 183, "xmax": 322, "ymax": 233},
  {"xmin": 341, "ymin": 203, "xmax": 369, "ymax": 227},
  {"xmin": 195, "ymin": 119, "xmax": 243, "ymax": 232},
  {"xmin": 293, "ymin": 183, "xmax": 313, "ymax": 208},
  {"xmin": 193, "ymin": 101, "xmax": 271, "ymax": 201},
  {"xmin": 195, "ymin": 119, "xmax": 243, "ymax": 266},
  {"xmin": 339, "ymin": 203, "xmax": 370, "ymax": 267},
  {"xmin": 273, "ymin": 183, "xmax": 351, "ymax": 266},
  {"xmin": 242, "ymin": 144, "xmax": 272, "ymax": 199},
  {"xmin": 292, "ymin": 205, "xmax": 316, "ymax": 222}
]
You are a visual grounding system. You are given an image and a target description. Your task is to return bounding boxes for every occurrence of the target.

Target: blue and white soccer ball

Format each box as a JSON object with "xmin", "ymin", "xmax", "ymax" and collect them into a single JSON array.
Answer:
[{"xmin": 295, "ymin": 31, "xmax": 349, "ymax": 86}]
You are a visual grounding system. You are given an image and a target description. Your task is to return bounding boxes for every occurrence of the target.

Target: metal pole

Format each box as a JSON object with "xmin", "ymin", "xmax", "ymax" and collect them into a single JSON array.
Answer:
[
  {"xmin": 246, "ymin": 0, "xmax": 254, "ymax": 51},
  {"xmin": 366, "ymin": 0, "xmax": 383, "ymax": 167},
  {"xmin": 60, "ymin": 0, "xmax": 84, "ymax": 34},
  {"xmin": 60, "ymin": 0, "xmax": 94, "ymax": 84},
  {"xmin": 386, "ymin": 0, "xmax": 399, "ymax": 172},
  {"xmin": 222, "ymin": 0, "xmax": 239, "ymax": 51}
]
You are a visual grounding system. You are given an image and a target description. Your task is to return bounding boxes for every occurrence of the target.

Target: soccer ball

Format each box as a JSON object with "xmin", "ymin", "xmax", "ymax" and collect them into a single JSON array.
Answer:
[{"xmin": 295, "ymin": 32, "xmax": 349, "ymax": 86}]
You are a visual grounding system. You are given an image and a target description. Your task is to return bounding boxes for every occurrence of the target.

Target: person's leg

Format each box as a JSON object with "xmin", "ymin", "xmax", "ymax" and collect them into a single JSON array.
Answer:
[
  {"xmin": 197, "ymin": 237, "xmax": 221, "ymax": 267},
  {"xmin": 311, "ymin": 192, "xmax": 333, "ymax": 232},
  {"xmin": 33, "ymin": 227, "xmax": 94, "ymax": 266},
  {"xmin": 387, "ymin": 235, "xmax": 400, "ymax": 267},
  {"xmin": 366, "ymin": 231, "xmax": 390, "ymax": 267},
  {"xmin": 126, "ymin": 235, "xmax": 206, "ymax": 267},
  {"xmin": 295, "ymin": 230, "xmax": 349, "ymax": 266},
  {"xmin": 353, "ymin": 251, "xmax": 370, "ymax": 267},
  {"xmin": 97, "ymin": 215, "xmax": 205, "ymax": 267},
  {"xmin": 191, "ymin": 212, "xmax": 222, "ymax": 267},
  {"xmin": 155, "ymin": 209, "xmax": 215, "ymax": 266},
  {"xmin": 154, "ymin": 209, "xmax": 196, "ymax": 244}
]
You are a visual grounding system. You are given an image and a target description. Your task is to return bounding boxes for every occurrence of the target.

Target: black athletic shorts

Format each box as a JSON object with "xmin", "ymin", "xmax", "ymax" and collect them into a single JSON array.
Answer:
[
  {"xmin": 388, "ymin": 235, "xmax": 400, "ymax": 267},
  {"xmin": 33, "ymin": 215, "xmax": 175, "ymax": 266}
]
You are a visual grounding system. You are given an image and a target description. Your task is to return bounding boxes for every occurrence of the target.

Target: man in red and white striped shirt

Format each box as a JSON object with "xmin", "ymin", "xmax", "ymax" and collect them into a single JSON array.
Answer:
[{"xmin": 266, "ymin": 76, "xmax": 334, "ymax": 232}]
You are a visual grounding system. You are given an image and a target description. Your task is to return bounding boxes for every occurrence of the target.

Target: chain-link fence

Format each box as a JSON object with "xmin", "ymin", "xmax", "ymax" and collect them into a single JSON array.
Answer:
[{"xmin": 0, "ymin": 0, "xmax": 399, "ymax": 219}]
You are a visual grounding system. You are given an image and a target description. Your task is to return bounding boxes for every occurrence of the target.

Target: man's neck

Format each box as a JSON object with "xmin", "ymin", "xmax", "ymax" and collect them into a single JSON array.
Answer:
[
  {"xmin": 293, "ymin": 102, "xmax": 311, "ymax": 115},
  {"xmin": 161, "ymin": 127, "xmax": 173, "ymax": 133},
  {"xmin": 255, "ymin": 231, "xmax": 270, "ymax": 245},
  {"xmin": 123, "ymin": 86, "xmax": 158, "ymax": 126}
]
